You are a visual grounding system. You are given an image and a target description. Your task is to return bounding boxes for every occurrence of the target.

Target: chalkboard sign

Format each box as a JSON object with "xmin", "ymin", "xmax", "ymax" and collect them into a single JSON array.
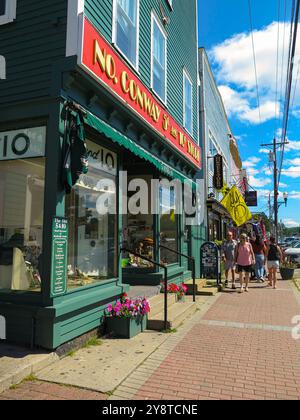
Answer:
[
  {"xmin": 51, "ymin": 217, "xmax": 68, "ymax": 297},
  {"xmin": 200, "ymin": 242, "xmax": 221, "ymax": 284}
]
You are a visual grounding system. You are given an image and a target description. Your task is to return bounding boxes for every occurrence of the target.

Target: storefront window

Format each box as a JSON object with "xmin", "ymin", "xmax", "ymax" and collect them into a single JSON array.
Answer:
[
  {"xmin": 122, "ymin": 175, "xmax": 154, "ymax": 269},
  {"xmin": 0, "ymin": 158, "xmax": 45, "ymax": 292},
  {"xmin": 160, "ymin": 184, "xmax": 179, "ymax": 264},
  {"xmin": 66, "ymin": 141, "xmax": 118, "ymax": 289}
]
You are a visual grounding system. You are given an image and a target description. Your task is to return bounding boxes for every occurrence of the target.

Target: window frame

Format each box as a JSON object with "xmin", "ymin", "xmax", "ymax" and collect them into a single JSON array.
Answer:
[
  {"xmin": 166, "ymin": 0, "xmax": 173, "ymax": 10},
  {"xmin": 0, "ymin": 0, "xmax": 17, "ymax": 26},
  {"xmin": 151, "ymin": 12, "xmax": 167, "ymax": 105},
  {"xmin": 183, "ymin": 69, "xmax": 193, "ymax": 135},
  {"xmin": 112, "ymin": 0, "xmax": 140, "ymax": 71}
]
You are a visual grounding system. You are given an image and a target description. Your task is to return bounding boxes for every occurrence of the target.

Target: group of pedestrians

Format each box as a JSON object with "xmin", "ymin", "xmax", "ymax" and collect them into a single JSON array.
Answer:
[{"xmin": 222, "ymin": 231, "xmax": 283, "ymax": 293}]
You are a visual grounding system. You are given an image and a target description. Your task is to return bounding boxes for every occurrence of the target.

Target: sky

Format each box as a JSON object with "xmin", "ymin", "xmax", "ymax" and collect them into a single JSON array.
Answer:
[{"xmin": 198, "ymin": 0, "xmax": 300, "ymax": 229}]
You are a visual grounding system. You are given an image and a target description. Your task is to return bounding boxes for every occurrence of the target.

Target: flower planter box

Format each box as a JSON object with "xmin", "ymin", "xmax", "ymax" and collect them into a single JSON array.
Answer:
[
  {"xmin": 106, "ymin": 316, "xmax": 147, "ymax": 339},
  {"xmin": 280, "ymin": 267, "xmax": 295, "ymax": 280}
]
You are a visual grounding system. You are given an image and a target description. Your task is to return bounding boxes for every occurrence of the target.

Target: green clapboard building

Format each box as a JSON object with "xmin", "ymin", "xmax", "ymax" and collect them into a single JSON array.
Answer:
[{"xmin": 0, "ymin": 0, "xmax": 204, "ymax": 349}]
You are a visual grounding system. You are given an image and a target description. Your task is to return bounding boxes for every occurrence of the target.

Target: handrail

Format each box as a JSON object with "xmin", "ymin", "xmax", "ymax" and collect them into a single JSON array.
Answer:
[
  {"xmin": 159, "ymin": 244, "xmax": 196, "ymax": 302},
  {"xmin": 120, "ymin": 248, "xmax": 169, "ymax": 331}
]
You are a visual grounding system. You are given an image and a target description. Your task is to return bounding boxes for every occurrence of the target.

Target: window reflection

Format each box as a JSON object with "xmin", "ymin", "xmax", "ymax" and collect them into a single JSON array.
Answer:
[{"xmin": 160, "ymin": 184, "xmax": 178, "ymax": 265}]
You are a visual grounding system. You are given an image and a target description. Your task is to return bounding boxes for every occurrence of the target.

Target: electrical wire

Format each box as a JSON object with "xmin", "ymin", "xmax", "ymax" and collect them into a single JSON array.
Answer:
[
  {"xmin": 274, "ymin": 0, "xmax": 281, "ymax": 135},
  {"xmin": 248, "ymin": 0, "xmax": 262, "ymax": 125},
  {"xmin": 278, "ymin": 0, "xmax": 300, "ymax": 184}
]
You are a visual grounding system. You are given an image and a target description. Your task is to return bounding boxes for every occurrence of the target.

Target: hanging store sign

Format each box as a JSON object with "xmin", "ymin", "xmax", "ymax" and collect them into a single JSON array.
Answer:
[
  {"xmin": 245, "ymin": 191, "xmax": 258, "ymax": 207},
  {"xmin": 0, "ymin": 127, "xmax": 46, "ymax": 161},
  {"xmin": 213, "ymin": 154, "xmax": 223, "ymax": 190},
  {"xmin": 51, "ymin": 217, "xmax": 68, "ymax": 297},
  {"xmin": 78, "ymin": 17, "xmax": 201, "ymax": 169}
]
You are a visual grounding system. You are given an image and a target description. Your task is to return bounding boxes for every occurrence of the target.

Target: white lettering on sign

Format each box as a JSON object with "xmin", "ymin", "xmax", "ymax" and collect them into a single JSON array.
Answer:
[
  {"xmin": 0, "ymin": 315, "xmax": 6, "ymax": 340},
  {"xmin": 86, "ymin": 139, "xmax": 117, "ymax": 175},
  {"xmin": 0, "ymin": 127, "xmax": 46, "ymax": 161}
]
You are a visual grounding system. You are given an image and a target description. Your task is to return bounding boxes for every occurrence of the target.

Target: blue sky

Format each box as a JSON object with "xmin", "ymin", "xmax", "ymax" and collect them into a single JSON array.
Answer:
[{"xmin": 198, "ymin": 0, "xmax": 300, "ymax": 229}]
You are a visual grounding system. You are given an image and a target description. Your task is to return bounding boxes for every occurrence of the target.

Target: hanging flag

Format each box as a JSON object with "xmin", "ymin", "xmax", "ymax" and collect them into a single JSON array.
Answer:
[
  {"xmin": 62, "ymin": 107, "xmax": 88, "ymax": 194},
  {"xmin": 221, "ymin": 186, "xmax": 252, "ymax": 227}
]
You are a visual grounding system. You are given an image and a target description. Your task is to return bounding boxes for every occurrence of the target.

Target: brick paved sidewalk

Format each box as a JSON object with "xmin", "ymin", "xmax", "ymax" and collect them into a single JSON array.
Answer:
[
  {"xmin": 0, "ymin": 381, "xmax": 107, "ymax": 400},
  {"xmin": 112, "ymin": 280, "xmax": 300, "ymax": 400}
]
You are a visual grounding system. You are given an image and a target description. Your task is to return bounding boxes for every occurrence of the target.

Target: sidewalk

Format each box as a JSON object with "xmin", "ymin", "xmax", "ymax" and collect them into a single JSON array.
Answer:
[
  {"xmin": 110, "ymin": 280, "xmax": 300, "ymax": 400},
  {"xmin": 1, "ymin": 279, "xmax": 300, "ymax": 400}
]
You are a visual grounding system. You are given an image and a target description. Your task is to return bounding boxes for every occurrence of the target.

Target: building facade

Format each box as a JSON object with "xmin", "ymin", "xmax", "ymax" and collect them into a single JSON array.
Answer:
[
  {"xmin": 198, "ymin": 48, "xmax": 244, "ymax": 242},
  {"xmin": 0, "ymin": 0, "xmax": 203, "ymax": 349}
]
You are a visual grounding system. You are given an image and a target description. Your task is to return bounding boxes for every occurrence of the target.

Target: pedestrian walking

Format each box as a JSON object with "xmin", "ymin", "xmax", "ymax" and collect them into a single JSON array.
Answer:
[
  {"xmin": 267, "ymin": 237, "xmax": 283, "ymax": 289},
  {"xmin": 222, "ymin": 231, "xmax": 237, "ymax": 289},
  {"xmin": 251, "ymin": 235, "xmax": 267, "ymax": 283},
  {"xmin": 234, "ymin": 233, "xmax": 256, "ymax": 293}
]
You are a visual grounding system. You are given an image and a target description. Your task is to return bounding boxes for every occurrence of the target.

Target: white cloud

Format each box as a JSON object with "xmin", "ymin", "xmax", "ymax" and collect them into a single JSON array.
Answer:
[
  {"xmin": 288, "ymin": 191, "xmax": 300, "ymax": 199},
  {"xmin": 281, "ymin": 166, "xmax": 300, "ymax": 178},
  {"xmin": 243, "ymin": 156, "xmax": 261, "ymax": 168},
  {"xmin": 285, "ymin": 140, "xmax": 300, "ymax": 152},
  {"xmin": 286, "ymin": 158, "xmax": 300, "ymax": 165},
  {"xmin": 279, "ymin": 182, "xmax": 288, "ymax": 188},
  {"xmin": 283, "ymin": 219, "xmax": 300, "ymax": 228},
  {"xmin": 248, "ymin": 175, "xmax": 272, "ymax": 188},
  {"xmin": 210, "ymin": 22, "xmax": 300, "ymax": 124},
  {"xmin": 259, "ymin": 148, "xmax": 270, "ymax": 154}
]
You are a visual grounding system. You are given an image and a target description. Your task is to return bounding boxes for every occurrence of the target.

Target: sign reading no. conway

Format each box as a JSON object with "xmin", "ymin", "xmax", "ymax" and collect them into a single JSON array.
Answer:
[{"xmin": 0, "ymin": 127, "xmax": 46, "ymax": 161}]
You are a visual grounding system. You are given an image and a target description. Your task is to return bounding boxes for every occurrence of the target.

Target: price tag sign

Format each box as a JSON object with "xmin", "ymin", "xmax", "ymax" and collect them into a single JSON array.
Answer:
[{"xmin": 51, "ymin": 217, "xmax": 68, "ymax": 297}]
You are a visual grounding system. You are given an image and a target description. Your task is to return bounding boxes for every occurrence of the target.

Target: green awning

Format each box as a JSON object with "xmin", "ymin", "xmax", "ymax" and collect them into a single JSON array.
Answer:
[{"xmin": 85, "ymin": 111, "xmax": 194, "ymax": 185}]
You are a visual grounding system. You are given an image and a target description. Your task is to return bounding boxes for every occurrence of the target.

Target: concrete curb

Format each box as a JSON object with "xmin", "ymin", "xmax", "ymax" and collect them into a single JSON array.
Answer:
[{"xmin": 0, "ymin": 352, "xmax": 59, "ymax": 394}]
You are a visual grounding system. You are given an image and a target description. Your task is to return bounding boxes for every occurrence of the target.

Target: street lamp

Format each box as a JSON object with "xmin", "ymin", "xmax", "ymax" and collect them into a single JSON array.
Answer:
[{"xmin": 283, "ymin": 191, "xmax": 288, "ymax": 207}]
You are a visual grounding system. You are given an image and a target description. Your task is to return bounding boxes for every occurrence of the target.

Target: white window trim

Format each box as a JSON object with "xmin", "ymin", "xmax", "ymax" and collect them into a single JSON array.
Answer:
[
  {"xmin": 112, "ymin": 0, "xmax": 140, "ymax": 72},
  {"xmin": 166, "ymin": 0, "xmax": 173, "ymax": 10},
  {"xmin": 0, "ymin": 0, "xmax": 17, "ymax": 25},
  {"xmin": 66, "ymin": 0, "xmax": 84, "ymax": 57},
  {"xmin": 183, "ymin": 69, "xmax": 193, "ymax": 135},
  {"xmin": 151, "ymin": 12, "xmax": 167, "ymax": 105}
]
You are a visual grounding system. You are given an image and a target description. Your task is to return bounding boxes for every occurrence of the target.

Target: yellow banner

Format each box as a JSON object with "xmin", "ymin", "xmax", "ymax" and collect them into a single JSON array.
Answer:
[{"xmin": 221, "ymin": 186, "xmax": 252, "ymax": 227}]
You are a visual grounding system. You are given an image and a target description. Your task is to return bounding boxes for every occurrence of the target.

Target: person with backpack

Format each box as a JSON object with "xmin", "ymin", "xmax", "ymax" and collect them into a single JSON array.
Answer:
[
  {"xmin": 234, "ymin": 233, "xmax": 256, "ymax": 293},
  {"xmin": 267, "ymin": 237, "xmax": 283, "ymax": 289}
]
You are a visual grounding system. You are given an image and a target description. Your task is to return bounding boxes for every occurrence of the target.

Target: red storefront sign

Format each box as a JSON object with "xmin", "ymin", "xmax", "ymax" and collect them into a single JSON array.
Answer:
[{"xmin": 78, "ymin": 17, "xmax": 202, "ymax": 169}]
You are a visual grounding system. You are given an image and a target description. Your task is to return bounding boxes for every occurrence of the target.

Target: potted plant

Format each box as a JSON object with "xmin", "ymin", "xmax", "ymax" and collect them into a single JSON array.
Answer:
[
  {"xmin": 280, "ymin": 259, "xmax": 297, "ymax": 280},
  {"xmin": 105, "ymin": 293, "xmax": 151, "ymax": 339},
  {"xmin": 161, "ymin": 283, "xmax": 188, "ymax": 302}
]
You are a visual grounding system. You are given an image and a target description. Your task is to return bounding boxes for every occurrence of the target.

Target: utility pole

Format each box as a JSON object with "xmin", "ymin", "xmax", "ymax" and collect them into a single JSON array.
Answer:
[{"xmin": 261, "ymin": 139, "xmax": 289, "ymax": 242}]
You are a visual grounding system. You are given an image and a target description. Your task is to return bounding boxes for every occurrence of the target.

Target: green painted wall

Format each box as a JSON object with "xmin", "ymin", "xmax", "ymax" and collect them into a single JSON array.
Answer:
[
  {"xmin": 0, "ymin": 0, "xmax": 67, "ymax": 105},
  {"xmin": 85, "ymin": 0, "xmax": 199, "ymax": 143}
]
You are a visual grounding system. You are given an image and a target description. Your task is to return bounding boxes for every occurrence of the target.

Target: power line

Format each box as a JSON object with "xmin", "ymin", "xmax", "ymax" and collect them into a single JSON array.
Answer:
[
  {"xmin": 279, "ymin": 0, "xmax": 288, "ymax": 110},
  {"xmin": 248, "ymin": 0, "xmax": 262, "ymax": 125},
  {"xmin": 278, "ymin": 0, "xmax": 300, "ymax": 184},
  {"xmin": 274, "ymin": 0, "xmax": 281, "ymax": 135}
]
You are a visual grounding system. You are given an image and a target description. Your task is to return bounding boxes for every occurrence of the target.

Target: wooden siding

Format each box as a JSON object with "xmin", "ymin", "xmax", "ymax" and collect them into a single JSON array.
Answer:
[
  {"xmin": 0, "ymin": 0, "xmax": 67, "ymax": 106},
  {"xmin": 84, "ymin": 0, "xmax": 198, "ymax": 142}
]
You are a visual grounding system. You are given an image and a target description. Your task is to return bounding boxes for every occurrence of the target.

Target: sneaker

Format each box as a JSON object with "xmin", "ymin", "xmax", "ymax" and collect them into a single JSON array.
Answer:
[
  {"xmin": 245, "ymin": 287, "xmax": 249, "ymax": 292},
  {"xmin": 240, "ymin": 287, "xmax": 244, "ymax": 294},
  {"xmin": 260, "ymin": 278, "xmax": 265, "ymax": 283},
  {"xmin": 232, "ymin": 284, "xmax": 236, "ymax": 290}
]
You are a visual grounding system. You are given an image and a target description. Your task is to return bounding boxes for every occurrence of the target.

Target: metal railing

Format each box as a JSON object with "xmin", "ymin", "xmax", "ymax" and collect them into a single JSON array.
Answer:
[
  {"xmin": 120, "ymin": 248, "xmax": 169, "ymax": 330},
  {"xmin": 159, "ymin": 244, "xmax": 196, "ymax": 302}
]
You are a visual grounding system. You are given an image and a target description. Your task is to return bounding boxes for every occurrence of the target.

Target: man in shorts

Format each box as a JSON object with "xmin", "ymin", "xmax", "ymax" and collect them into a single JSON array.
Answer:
[{"xmin": 222, "ymin": 231, "xmax": 237, "ymax": 289}]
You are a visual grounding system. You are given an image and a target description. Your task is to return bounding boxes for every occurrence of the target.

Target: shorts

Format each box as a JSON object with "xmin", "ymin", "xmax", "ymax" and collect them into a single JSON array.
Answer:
[
  {"xmin": 237, "ymin": 265, "xmax": 252, "ymax": 273},
  {"xmin": 268, "ymin": 261, "xmax": 280, "ymax": 269},
  {"xmin": 225, "ymin": 260, "xmax": 235, "ymax": 270}
]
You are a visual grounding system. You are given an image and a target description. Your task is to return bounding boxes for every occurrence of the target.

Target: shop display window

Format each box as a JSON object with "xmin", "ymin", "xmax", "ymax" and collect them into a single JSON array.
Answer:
[
  {"xmin": 122, "ymin": 176, "xmax": 154, "ymax": 268},
  {"xmin": 65, "ymin": 141, "xmax": 118, "ymax": 289},
  {"xmin": 0, "ymin": 158, "xmax": 45, "ymax": 292},
  {"xmin": 160, "ymin": 184, "xmax": 179, "ymax": 265}
]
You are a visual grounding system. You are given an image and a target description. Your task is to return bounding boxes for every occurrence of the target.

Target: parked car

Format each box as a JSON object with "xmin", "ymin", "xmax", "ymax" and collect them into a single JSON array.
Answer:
[{"xmin": 284, "ymin": 242, "xmax": 300, "ymax": 267}]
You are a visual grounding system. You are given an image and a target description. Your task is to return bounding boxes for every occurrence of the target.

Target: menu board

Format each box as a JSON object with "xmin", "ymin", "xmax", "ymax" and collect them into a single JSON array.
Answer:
[
  {"xmin": 51, "ymin": 217, "xmax": 68, "ymax": 297},
  {"xmin": 200, "ymin": 242, "xmax": 220, "ymax": 281}
]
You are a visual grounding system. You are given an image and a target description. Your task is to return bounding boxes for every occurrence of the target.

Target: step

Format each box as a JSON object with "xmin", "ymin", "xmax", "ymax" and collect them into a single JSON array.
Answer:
[
  {"xmin": 148, "ymin": 293, "xmax": 177, "ymax": 317},
  {"xmin": 185, "ymin": 279, "xmax": 207, "ymax": 294},
  {"xmin": 196, "ymin": 287, "xmax": 219, "ymax": 296},
  {"xmin": 147, "ymin": 298, "xmax": 197, "ymax": 331}
]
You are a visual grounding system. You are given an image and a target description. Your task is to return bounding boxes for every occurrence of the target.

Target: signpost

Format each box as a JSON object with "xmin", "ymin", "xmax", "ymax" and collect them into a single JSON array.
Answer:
[
  {"xmin": 51, "ymin": 217, "xmax": 68, "ymax": 297},
  {"xmin": 200, "ymin": 242, "xmax": 221, "ymax": 285}
]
